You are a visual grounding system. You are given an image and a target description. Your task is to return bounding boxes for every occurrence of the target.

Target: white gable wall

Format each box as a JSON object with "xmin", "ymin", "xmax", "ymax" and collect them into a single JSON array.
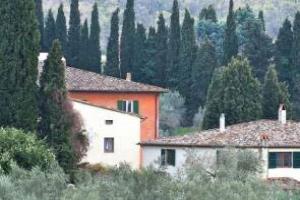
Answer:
[{"xmin": 73, "ymin": 101, "xmax": 141, "ymax": 169}]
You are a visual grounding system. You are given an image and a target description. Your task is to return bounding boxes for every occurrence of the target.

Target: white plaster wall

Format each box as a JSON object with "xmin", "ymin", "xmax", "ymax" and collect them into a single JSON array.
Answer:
[
  {"xmin": 142, "ymin": 146, "xmax": 217, "ymax": 175},
  {"xmin": 73, "ymin": 101, "xmax": 141, "ymax": 169}
]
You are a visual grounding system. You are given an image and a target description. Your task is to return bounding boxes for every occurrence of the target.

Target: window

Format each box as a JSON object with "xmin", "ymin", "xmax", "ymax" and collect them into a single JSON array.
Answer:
[
  {"xmin": 269, "ymin": 152, "xmax": 295, "ymax": 168},
  {"xmin": 117, "ymin": 100, "xmax": 139, "ymax": 114},
  {"xmin": 104, "ymin": 138, "xmax": 114, "ymax": 153},
  {"xmin": 105, "ymin": 120, "xmax": 113, "ymax": 125},
  {"xmin": 161, "ymin": 149, "xmax": 176, "ymax": 166}
]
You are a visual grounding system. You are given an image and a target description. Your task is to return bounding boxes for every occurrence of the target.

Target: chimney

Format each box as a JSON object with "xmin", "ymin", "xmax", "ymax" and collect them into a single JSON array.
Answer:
[
  {"xmin": 278, "ymin": 104, "xmax": 287, "ymax": 125},
  {"xmin": 220, "ymin": 113, "xmax": 226, "ymax": 133},
  {"xmin": 126, "ymin": 73, "xmax": 132, "ymax": 81}
]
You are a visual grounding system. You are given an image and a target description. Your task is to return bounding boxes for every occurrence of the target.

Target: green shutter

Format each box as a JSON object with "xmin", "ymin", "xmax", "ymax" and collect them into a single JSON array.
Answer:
[
  {"xmin": 161, "ymin": 149, "xmax": 166, "ymax": 166},
  {"xmin": 167, "ymin": 150, "xmax": 176, "ymax": 166},
  {"xmin": 117, "ymin": 101, "xmax": 123, "ymax": 110},
  {"xmin": 269, "ymin": 152, "xmax": 277, "ymax": 169},
  {"xmin": 293, "ymin": 152, "xmax": 300, "ymax": 168},
  {"xmin": 133, "ymin": 101, "xmax": 139, "ymax": 114}
]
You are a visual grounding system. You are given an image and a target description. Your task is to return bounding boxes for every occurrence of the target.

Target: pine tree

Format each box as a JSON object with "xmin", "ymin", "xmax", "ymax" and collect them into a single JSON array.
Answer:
[
  {"xmin": 191, "ymin": 39, "xmax": 218, "ymax": 121},
  {"xmin": 88, "ymin": 3, "xmax": 101, "ymax": 73},
  {"xmin": 79, "ymin": 20, "xmax": 89, "ymax": 69},
  {"xmin": 38, "ymin": 40, "xmax": 87, "ymax": 173},
  {"xmin": 154, "ymin": 13, "xmax": 168, "ymax": 87},
  {"xmin": 105, "ymin": 8, "xmax": 120, "ymax": 77},
  {"xmin": 262, "ymin": 66, "xmax": 282, "ymax": 119},
  {"xmin": 275, "ymin": 18, "xmax": 293, "ymax": 84},
  {"xmin": 202, "ymin": 67, "xmax": 225, "ymax": 130},
  {"xmin": 67, "ymin": 0, "xmax": 81, "ymax": 67},
  {"xmin": 258, "ymin": 10, "xmax": 265, "ymax": 31},
  {"xmin": 44, "ymin": 9, "xmax": 56, "ymax": 51},
  {"xmin": 243, "ymin": 18, "xmax": 274, "ymax": 81},
  {"xmin": 199, "ymin": 5, "xmax": 218, "ymax": 22},
  {"xmin": 132, "ymin": 23, "xmax": 146, "ymax": 82},
  {"xmin": 179, "ymin": 9, "xmax": 197, "ymax": 126},
  {"xmin": 223, "ymin": 57, "xmax": 262, "ymax": 125},
  {"xmin": 0, "ymin": 0, "xmax": 39, "ymax": 131},
  {"xmin": 167, "ymin": 0, "xmax": 181, "ymax": 88},
  {"xmin": 120, "ymin": 0, "xmax": 135, "ymax": 78},
  {"xmin": 35, "ymin": 0, "xmax": 44, "ymax": 50},
  {"xmin": 223, "ymin": 0, "xmax": 238, "ymax": 65},
  {"xmin": 142, "ymin": 27, "xmax": 157, "ymax": 84},
  {"xmin": 56, "ymin": 4, "xmax": 67, "ymax": 55}
]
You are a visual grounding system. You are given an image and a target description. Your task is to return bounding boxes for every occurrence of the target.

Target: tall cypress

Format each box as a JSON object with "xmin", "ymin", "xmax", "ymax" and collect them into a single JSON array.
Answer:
[
  {"xmin": 79, "ymin": 20, "xmax": 89, "ymax": 69},
  {"xmin": 35, "ymin": 0, "xmax": 44, "ymax": 50},
  {"xmin": 154, "ymin": 13, "xmax": 168, "ymax": 87},
  {"xmin": 38, "ymin": 40, "xmax": 87, "ymax": 173},
  {"xmin": 191, "ymin": 39, "xmax": 218, "ymax": 120},
  {"xmin": 120, "ymin": 0, "xmax": 135, "ymax": 78},
  {"xmin": 0, "ymin": 0, "xmax": 39, "ymax": 131},
  {"xmin": 67, "ymin": 0, "xmax": 81, "ymax": 67},
  {"xmin": 132, "ymin": 23, "xmax": 146, "ymax": 82},
  {"xmin": 200, "ymin": 5, "xmax": 217, "ymax": 22},
  {"xmin": 167, "ymin": 0, "xmax": 181, "ymax": 88},
  {"xmin": 258, "ymin": 10, "xmax": 265, "ymax": 31},
  {"xmin": 262, "ymin": 66, "xmax": 290, "ymax": 119},
  {"xmin": 88, "ymin": 3, "xmax": 101, "ymax": 73},
  {"xmin": 105, "ymin": 8, "xmax": 120, "ymax": 77},
  {"xmin": 275, "ymin": 18, "xmax": 293, "ymax": 84},
  {"xmin": 142, "ymin": 27, "xmax": 157, "ymax": 84},
  {"xmin": 44, "ymin": 9, "xmax": 56, "ymax": 51},
  {"xmin": 56, "ymin": 4, "xmax": 67, "ymax": 55},
  {"xmin": 223, "ymin": 0, "xmax": 238, "ymax": 65},
  {"xmin": 179, "ymin": 9, "xmax": 197, "ymax": 126}
]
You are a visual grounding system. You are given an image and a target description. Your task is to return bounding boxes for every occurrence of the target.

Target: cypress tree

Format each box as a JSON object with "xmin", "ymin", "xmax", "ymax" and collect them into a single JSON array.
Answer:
[
  {"xmin": 142, "ymin": 27, "xmax": 157, "ymax": 84},
  {"xmin": 262, "ymin": 66, "xmax": 282, "ymax": 119},
  {"xmin": 179, "ymin": 9, "xmax": 197, "ymax": 126},
  {"xmin": 132, "ymin": 23, "xmax": 146, "ymax": 82},
  {"xmin": 79, "ymin": 20, "xmax": 89, "ymax": 69},
  {"xmin": 44, "ymin": 9, "xmax": 56, "ymax": 51},
  {"xmin": 223, "ymin": 57, "xmax": 262, "ymax": 125},
  {"xmin": 67, "ymin": 0, "xmax": 81, "ymax": 67},
  {"xmin": 35, "ymin": 0, "xmax": 44, "ymax": 50},
  {"xmin": 205, "ymin": 5, "xmax": 217, "ymax": 22},
  {"xmin": 0, "ymin": 0, "xmax": 39, "ymax": 131},
  {"xmin": 291, "ymin": 12, "xmax": 300, "ymax": 119},
  {"xmin": 199, "ymin": 8, "xmax": 208, "ymax": 21},
  {"xmin": 191, "ymin": 39, "xmax": 218, "ymax": 121},
  {"xmin": 154, "ymin": 13, "xmax": 168, "ymax": 87},
  {"xmin": 120, "ymin": 0, "xmax": 136, "ymax": 78},
  {"xmin": 56, "ymin": 4, "xmax": 67, "ymax": 55},
  {"xmin": 202, "ymin": 67, "xmax": 226, "ymax": 130},
  {"xmin": 105, "ymin": 8, "xmax": 120, "ymax": 77},
  {"xmin": 275, "ymin": 18, "xmax": 293, "ymax": 84},
  {"xmin": 38, "ymin": 40, "xmax": 87, "ymax": 173},
  {"xmin": 243, "ymin": 18, "xmax": 274, "ymax": 81},
  {"xmin": 223, "ymin": 0, "xmax": 238, "ymax": 65},
  {"xmin": 258, "ymin": 10, "xmax": 265, "ymax": 31},
  {"xmin": 167, "ymin": 0, "xmax": 181, "ymax": 88},
  {"xmin": 88, "ymin": 3, "xmax": 101, "ymax": 73}
]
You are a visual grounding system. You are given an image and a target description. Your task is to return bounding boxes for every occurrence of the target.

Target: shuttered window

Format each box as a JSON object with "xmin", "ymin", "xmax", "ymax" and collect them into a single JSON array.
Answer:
[
  {"xmin": 117, "ymin": 100, "xmax": 139, "ymax": 114},
  {"xmin": 268, "ymin": 152, "xmax": 277, "ymax": 169},
  {"xmin": 161, "ymin": 149, "xmax": 176, "ymax": 166},
  {"xmin": 293, "ymin": 152, "xmax": 300, "ymax": 168}
]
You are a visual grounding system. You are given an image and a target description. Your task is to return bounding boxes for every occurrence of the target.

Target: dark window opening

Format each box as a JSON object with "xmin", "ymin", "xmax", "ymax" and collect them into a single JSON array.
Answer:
[
  {"xmin": 161, "ymin": 149, "xmax": 176, "ymax": 166},
  {"xmin": 104, "ymin": 138, "xmax": 114, "ymax": 153},
  {"xmin": 269, "ymin": 152, "xmax": 296, "ymax": 168},
  {"xmin": 105, "ymin": 120, "xmax": 113, "ymax": 125}
]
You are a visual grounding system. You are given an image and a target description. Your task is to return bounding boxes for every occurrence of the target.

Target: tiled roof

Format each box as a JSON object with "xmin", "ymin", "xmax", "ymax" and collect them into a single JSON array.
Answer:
[
  {"xmin": 141, "ymin": 120, "xmax": 300, "ymax": 148},
  {"xmin": 71, "ymin": 99, "xmax": 144, "ymax": 119},
  {"xmin": 65, "ymin": 67, "xmax": 167, "ymax": 93}
]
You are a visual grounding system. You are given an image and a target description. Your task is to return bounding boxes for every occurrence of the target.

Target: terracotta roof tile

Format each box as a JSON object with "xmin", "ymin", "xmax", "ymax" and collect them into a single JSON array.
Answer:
[
  {"xmin": 141, "ymin": 120, "xmax": 300, "ymax": 148},
  {"xmin": 65, "ymin": 67, "xmax": 167, "ymax": 93}
]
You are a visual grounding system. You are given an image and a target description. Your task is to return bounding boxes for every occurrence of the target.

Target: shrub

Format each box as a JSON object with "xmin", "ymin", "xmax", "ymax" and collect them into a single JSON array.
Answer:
[{"xmin": 0, "ymin": 128, "xmax": 55, "ymax": 173}]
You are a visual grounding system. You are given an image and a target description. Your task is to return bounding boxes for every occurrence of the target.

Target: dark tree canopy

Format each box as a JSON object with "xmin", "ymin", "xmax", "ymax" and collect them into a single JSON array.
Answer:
[
  {"xmin": 79, "ymin": 20, "xmax": 90, "ymax": 69},
  {"xmin": 132, "ymin": 23, "xmax": 146, "ymax": 82},
  {"xmin": 44, "ymin": 9, "xmax": 56, "ymax": 51},
  {"xmin": 35, "ymin": 0, "xmax": 44, "ymax": 50},
  {"xmin": 120, "ymin": 0, "xmax": 136, "ymax": 78},
  {"xmin": 56, "ymin": 4, "xmax": 67, "ymax": 55},
  {"xmin": 105, "ymin": 8, "xmax": 120, "ymax": 77},
  {"xmin": 0, "ymin": 0, "xmax": 39, "ymax": 131}
]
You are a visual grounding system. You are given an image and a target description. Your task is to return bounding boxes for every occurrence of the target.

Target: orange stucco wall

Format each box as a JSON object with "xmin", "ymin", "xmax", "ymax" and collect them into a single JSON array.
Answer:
[{"xmin": 69, "ymin": 91, "xmax": 160, "ymax": 142}]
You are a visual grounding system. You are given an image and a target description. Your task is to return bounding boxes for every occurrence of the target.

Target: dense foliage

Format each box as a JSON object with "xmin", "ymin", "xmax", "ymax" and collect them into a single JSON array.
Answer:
[{"xmin": 0, "ymin": 128, "xmax": 55, "ymax": 173}]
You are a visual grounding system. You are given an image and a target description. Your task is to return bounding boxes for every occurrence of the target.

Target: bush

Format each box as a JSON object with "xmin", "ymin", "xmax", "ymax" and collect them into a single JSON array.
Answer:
[{"xmin": 0, "ymin": 128, "xmax": 55, "ymax": 173}]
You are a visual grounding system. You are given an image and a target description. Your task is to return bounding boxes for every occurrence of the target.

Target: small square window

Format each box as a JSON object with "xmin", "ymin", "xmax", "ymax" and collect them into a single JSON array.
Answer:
[
  {"xmin": 105, "ymin": 120, "xmax": 113, "ymax": 125},
  {"xmin": 161, "ymin": 149, "xmax": 176, "ymax": 166},
  {"xmin": 104, "ymin": 138, "xmax": 114, "ymax": 153}
]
